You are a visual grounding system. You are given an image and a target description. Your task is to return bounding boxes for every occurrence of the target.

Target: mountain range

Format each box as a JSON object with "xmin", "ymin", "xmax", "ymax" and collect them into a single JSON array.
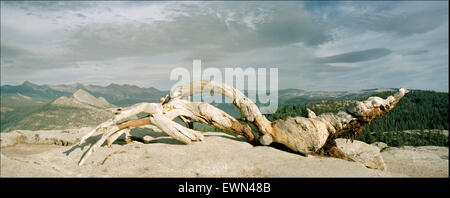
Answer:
[
  {"xmin": 1, "ymin": 81, "xmax": 167, "ymax": 106},
  {"xmin": 1, "ymin": 81, "xmax": 398, "ymax": 106}
]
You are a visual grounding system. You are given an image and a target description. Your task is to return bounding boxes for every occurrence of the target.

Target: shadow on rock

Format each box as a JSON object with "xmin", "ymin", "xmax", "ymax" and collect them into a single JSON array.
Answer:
[{"xmin": 63, "ymin": 134, "xmax": 102, "ymax": 156}]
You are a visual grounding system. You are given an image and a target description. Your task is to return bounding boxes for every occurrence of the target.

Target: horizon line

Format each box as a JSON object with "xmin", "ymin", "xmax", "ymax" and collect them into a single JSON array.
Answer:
[{"xmin": 1, "ymin": 80, "xmax": 448, "ymax": 93}]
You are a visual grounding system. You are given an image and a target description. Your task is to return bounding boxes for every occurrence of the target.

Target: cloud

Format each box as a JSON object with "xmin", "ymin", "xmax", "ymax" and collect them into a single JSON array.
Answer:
[
  {"xmin": 76, "ymin": 13, "xmax": 87, "ymax": 19},
  {"xmin": 366, "ymin": 2, "xmax": 447, "ymax": 36},
  {"xmin": 307, "ymin": 1, "xmax": 447, "ymax": 37},
  {"xmin": 0, "ymin": 1, "xmax": 448, "ymax": 92},
  {"xmin": 305, "ymin": 1, "xmax": 448, "ymax": 92},
  {"xmin": 1, "ymin": 1, "xmax": 99, "ymax": 13},
  {"xmin": 0, "ymin": 44, "xmax": 31, "ymax": 58},
  {"xmin": 253, "ymin": 3, "xmax": 330, "ymax": 47},
  {"xmin": 59, "ymin": 2, "xmax": 330, "ymax": 63},
  {"xmin": 400, "ymin": 50, "xmax": 428, "ymax": 56},
  {"xmin": 315, "ymin": 48, "xmax": 392, "ymax": 63}
]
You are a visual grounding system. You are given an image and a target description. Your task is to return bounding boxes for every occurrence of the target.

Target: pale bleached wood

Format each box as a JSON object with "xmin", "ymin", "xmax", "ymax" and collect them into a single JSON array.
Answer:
[
  {"xmin": 78, "ymin": 124, "xmax": 120, "ymax": 166},
  {"xmin": 77, "ymin": 102, "xmax": 205, "ymax": 166},
  {"xmin": 167, "ymin": 80, "xmax": 408, "ymax": 155},
  {"xmin": 77, "ymin": 80, "xmax": 408, "ymax": 165},
  {"xmin": 106, "ymin": 128, "xmax": 131, "ymax": 148},
  {"xmin": 168, "ymin": 80, "xmax": 273, "ymax": 143},
  {"xmin": 164, "ymin": 99, "xmax": 254, "ymax": 141}
]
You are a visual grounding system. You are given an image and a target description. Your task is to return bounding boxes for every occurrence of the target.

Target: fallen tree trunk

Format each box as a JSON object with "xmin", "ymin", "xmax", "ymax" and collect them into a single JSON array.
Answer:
[{"xmin": 77, "ymin": 80, "xmax": 408, "ymax": 166}]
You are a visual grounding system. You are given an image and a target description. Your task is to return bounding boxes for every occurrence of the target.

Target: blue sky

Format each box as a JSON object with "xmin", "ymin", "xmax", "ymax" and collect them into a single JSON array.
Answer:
[{"xmin": 1, "ymin": 1, "xmax": 448, "ymax": 91}]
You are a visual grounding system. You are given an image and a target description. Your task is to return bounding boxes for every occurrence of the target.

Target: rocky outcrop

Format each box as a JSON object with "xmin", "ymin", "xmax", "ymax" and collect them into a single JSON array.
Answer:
[
  {"xmin": 0, "ymin": 129, "xmax": 394, "ymax": 177},
  {"xmin": 335, "ymin": 138, "xmax": 386, "ymax": 170},
  {"xmin": 371, "ymin": 142, "xmax": 389, "ymax": 151},
  {"xmin": 0, "ymin": 128, "xmax": 92, "ymax": 147},
  {"xmin": 1, "ymin": 129, "xmax": 447, "ymax": 177},
  {"xmin": 381, "ymin": 146, "xmax": 449, "ymax": 177}
]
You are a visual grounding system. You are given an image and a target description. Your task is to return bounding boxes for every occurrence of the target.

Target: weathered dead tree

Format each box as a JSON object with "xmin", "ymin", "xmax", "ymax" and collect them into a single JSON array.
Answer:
[{"xmin": 77, "ymin": 80, "xmax": 408, "ymax": 166}]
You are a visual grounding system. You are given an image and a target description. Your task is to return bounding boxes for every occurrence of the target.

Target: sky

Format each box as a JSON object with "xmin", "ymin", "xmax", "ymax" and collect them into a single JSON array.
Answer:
[{"xmin": 1, "ymin": 1, "xmax": 448, "ymax": 92}]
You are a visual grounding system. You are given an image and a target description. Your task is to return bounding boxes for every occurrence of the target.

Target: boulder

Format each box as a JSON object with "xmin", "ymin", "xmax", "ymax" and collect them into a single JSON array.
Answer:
[{"xmin": 335, "ymin": 138, "xmax": 386, "ymax": 170}]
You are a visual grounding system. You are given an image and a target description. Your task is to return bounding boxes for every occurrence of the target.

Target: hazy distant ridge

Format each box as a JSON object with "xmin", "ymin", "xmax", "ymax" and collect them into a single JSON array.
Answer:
[{"xmin": 1, "ymin": 81, "xmax": 168, "ymax": 106}]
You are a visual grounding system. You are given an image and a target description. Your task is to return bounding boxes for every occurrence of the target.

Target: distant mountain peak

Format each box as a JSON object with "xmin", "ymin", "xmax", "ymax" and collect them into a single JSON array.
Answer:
[
  {"xmin": 107, "ymin": 83, "xmax": 120, "ymax": 88},
  {"xmin": 23, "ymin": 80, "xmax": 32, "ymax": 84},
  {"xmin": 72, "ymin": 89, "xmax": 90, "ymax": 97},
  {"xmin": 51, "ymin": 89, "xmax": 114, "ymax": 109},
  {"xmin": 72, "ymin": 89, "xmax": 96, "ymax": 102},
  {"xmin": 22, "ymin": 80, "xmax": 38, "ymax": 87}
]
